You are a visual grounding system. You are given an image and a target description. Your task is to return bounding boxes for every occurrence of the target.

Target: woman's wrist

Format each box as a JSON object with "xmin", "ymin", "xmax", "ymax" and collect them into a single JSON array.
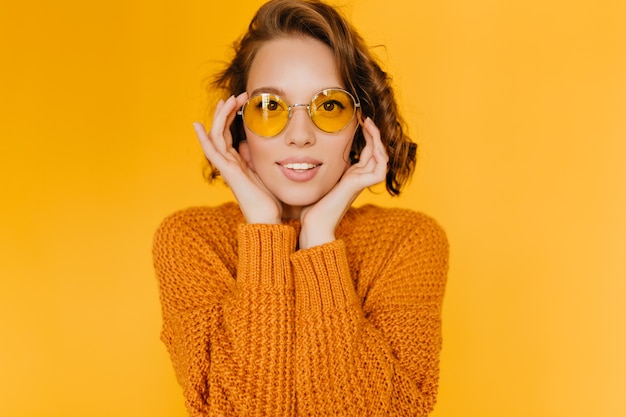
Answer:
[
  {"xmin": 239, "ymin": 204, "xmax": 282, "ymax": 225},
  {"xmin": 299, "ymin": 224, "xmax": 335, "ymax": 249},
  {"xmin": 245, "ymin": 215, "xmax": 282, "ymax": 225}
]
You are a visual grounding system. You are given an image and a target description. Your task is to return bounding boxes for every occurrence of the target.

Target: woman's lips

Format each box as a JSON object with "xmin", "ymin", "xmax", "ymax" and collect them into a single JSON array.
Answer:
[
  {"xmin": 276, "ymin": 161, "xmax": 321, "ymax": 182},
  {"xmin": 282, "ymin": 162, "xmax": 319, "ymax": 171}
]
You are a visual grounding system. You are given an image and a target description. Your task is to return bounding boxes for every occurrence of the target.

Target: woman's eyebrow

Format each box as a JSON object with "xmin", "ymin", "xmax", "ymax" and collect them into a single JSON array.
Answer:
[
  {"xmin": 249, "ymin": 87, "xmax": 285, "ymax": 97},
  {"xmin": 248, "ymin": 86, "xmax": 347, "ymax": 98}
]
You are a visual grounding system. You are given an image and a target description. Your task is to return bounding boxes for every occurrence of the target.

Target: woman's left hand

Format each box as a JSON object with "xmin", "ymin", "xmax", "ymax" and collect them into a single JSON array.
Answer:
[{"xmin": 299, "ymin": 117, "xmax": 389, "ymax": 249}]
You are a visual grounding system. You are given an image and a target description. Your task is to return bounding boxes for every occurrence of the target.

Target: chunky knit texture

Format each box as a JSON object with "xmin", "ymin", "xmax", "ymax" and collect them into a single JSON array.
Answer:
[{"xmin": 153, "ymin": 202, "xmax": 448, "ymax": 416}]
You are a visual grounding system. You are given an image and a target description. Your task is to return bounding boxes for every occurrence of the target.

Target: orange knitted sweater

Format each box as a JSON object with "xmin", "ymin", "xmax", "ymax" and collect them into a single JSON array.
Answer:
[{"xmin": 153, "ymin": 202, "xmax": 448, "ymax": 416}]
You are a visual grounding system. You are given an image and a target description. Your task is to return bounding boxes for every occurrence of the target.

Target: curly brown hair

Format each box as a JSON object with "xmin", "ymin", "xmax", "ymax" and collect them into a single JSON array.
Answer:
[{"xmin": 207, "ymin": 0, "xmax": 417, "ymax": 196}]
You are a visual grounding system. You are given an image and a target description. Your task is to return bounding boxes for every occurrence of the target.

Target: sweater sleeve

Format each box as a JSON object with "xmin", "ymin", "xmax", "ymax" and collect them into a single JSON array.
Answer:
[
  {"xmin": 291, "ymin": 214, "xmax": 448, "ymax": 416},
  {"xmin": 153, "ymin": 212, "xmax": 296, "ymax": 417}
]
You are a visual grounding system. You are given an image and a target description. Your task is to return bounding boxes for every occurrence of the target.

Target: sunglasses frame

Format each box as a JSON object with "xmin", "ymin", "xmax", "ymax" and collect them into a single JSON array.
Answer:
[{"xmin": 237, "ymin": 88, "xmax": 361, "ymax": 138}]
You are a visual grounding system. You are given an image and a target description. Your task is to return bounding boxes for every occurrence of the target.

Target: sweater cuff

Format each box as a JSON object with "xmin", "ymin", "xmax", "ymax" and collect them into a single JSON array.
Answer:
[
  {"xmin": 237, "ymin": 223, "xmax": 296, "ymax": 287},
  {"xmin": 291, "ymin": 240, "xmax": 358, "ymax": 313}
]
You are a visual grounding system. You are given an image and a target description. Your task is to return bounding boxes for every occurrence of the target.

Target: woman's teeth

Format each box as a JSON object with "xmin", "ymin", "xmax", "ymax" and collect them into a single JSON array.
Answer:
[{"xmin": 283, "ymin": 163, "xmax": 318, "ymax": 171}]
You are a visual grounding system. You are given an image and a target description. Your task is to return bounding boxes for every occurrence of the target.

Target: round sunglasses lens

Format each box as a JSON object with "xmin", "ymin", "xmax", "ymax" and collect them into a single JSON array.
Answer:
[
  {"xmin": 310, "ymin": 90, "xmax": 357, "ymax": 133},
  {"xmin": 242, "ymin": 94, "xmax": 289, "ymax": 137}
]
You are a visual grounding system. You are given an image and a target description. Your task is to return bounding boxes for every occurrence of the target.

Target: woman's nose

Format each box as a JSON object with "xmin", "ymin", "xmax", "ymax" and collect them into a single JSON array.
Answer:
[{"xmin": 284, "ymin": 105, "xmax": 316, "ymax": 146}]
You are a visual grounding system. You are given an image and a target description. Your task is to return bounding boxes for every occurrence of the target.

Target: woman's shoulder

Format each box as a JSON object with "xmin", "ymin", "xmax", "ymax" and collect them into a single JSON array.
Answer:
[
  {"xmin": 159, "ymin": 202, "xmax": 241, "ymax": 226},
  {"xmin": 349, "ymin": 204, "xmax": 446, "ymax": 237},
  {"xmin": 344, "ymin": 205, "xmax": 449, "ymax": 275},
  {"xmin": 342, "ymin": 204, "xmax": 448, "ymax": 257},
  {"xmin": 154, "ymin": 202, "xmax": 242, "ymax": 243}
]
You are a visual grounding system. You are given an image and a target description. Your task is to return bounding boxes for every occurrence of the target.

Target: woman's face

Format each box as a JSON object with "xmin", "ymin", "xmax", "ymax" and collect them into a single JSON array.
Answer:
[{"xmin": 241, "ymin": 36, "xmax": 357, "ymax": 219}]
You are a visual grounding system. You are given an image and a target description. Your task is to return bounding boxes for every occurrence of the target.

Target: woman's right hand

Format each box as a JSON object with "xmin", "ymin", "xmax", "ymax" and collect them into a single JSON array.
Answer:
[{"xmin": 193, "ymin": 93, "xmax": 283, "ymax": 224}]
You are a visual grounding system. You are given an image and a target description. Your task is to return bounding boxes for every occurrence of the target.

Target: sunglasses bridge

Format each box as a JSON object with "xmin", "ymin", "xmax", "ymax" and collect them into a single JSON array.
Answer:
[{"xmin": 286, "ymin": 103, "xmax": 314, "ymax": 118}]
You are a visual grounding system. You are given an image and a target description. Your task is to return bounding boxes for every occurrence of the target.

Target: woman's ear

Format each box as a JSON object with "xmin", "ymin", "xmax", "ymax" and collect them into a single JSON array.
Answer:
[{"xmin": 238, "ymin": 141, "xmax": 256, "ymax": 172}]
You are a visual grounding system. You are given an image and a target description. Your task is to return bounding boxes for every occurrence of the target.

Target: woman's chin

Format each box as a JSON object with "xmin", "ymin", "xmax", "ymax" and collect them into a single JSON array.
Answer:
[
  {"xmin": 278, "ymin": 197, "xmax": 323, "ymax": 219},
  {"xmin": 274, "ymin": 189, "xmax": 325, "ymax": 209}
]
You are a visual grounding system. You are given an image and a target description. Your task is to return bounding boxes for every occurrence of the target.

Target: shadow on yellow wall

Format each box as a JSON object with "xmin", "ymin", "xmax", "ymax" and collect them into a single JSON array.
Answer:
[{"xmin": 1, "ymin": 0, "xmax": 624, "ymax": 416}]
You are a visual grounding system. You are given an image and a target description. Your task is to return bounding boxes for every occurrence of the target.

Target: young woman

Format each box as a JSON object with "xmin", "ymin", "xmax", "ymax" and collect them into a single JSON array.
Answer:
[{"xmin": 153, "ymin": 1, "xmax": 449, "ymax": 415}]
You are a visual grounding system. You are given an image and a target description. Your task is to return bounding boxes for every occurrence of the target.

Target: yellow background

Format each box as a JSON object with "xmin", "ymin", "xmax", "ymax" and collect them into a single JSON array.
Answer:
[{"xmin": 1, "ymin": 0, "xmax": 625, "ymax": 416}]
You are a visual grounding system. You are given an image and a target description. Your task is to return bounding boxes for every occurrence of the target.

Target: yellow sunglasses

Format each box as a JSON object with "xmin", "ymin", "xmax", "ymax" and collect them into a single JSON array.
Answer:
[{"xmin": 237, "ymin": 88, "xmax": 360, "ymax": 138}]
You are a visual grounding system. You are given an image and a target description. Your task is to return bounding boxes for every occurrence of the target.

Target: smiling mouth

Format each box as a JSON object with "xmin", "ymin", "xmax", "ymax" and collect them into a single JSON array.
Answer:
[{"xmin": 281, "ymin": 162, "xmax": 321, "ymax": 172}]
